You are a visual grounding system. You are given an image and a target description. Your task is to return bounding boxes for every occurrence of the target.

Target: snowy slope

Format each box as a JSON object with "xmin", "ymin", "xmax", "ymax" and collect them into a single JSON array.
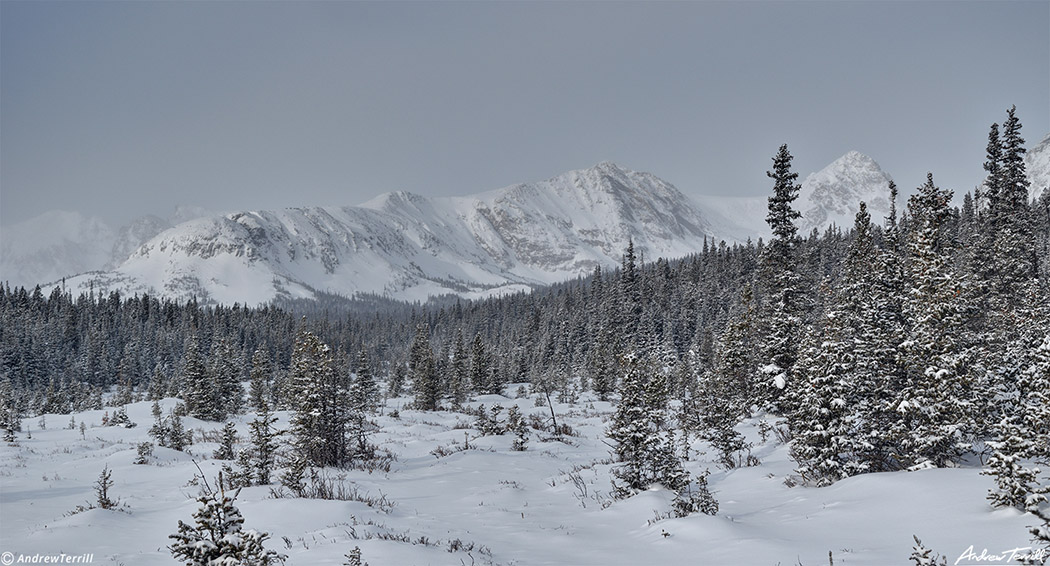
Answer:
[
  {"xmin": 53, "ymin": 163, "xmax": 721, "ymax": 305},
  {"xmin": 1026, "ymin": 132, "xmax": 1050, "ymax": 202},
  {"xmin": 0, "ymin": 392, "xmax": 1040, "ymax": 566}
]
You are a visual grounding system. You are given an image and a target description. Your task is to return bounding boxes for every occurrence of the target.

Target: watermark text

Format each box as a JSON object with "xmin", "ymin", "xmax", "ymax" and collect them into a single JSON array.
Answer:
[
  {"xmin": 955, "ymin": 545, "xmax": 1047, "ymax": 565},
  {"xmin": 0, "ymin": 552, "xmax": 94, "ymax": 565}
]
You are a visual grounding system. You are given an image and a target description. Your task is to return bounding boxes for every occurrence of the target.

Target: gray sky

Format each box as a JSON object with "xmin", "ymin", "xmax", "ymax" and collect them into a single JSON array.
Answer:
[{"xmin": 2, "ymin": 1, "xmax": 1048, "ymax": 228}]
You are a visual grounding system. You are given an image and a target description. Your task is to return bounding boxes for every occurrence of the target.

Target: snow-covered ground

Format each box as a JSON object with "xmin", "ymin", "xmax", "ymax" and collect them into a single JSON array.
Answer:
[{"xmin": 0, "ymin": 391, "xmax": 1040, "ymax": 566}]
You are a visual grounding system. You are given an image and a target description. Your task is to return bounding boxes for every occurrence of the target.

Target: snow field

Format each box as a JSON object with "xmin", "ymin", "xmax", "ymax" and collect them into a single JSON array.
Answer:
[{"xmin": 0, "ymin": 392, "xmax": 1038, "ymax": 565}]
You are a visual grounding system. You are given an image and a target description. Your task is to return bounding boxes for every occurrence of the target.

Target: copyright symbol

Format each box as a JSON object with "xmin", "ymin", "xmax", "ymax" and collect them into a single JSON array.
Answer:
[{"xmin": 1, "ymin": 551, "xmax": 14, "ymax": 565}]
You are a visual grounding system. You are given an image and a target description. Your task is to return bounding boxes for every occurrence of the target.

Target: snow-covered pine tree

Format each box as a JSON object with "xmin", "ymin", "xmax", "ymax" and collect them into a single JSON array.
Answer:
[
  {"xmin": 1020, "ymin": 332, "xmax": 1050, "ymax": 464},
  {"xmin": 688, "ymin": 368, "xmax": 748, "ymax": 470},
  {"xmin": 114, "ymin": 341, "xmax": 138, "ymax": 407},
  {"xmin": 893, "ymin": 173, "xmax": 975, "ymax": 469},
  {"xmin": 239, "ymin": 406, "xmax": 280, "ymax": 486},
  {"xmin": 94, "ymin": 465, "xmax": 116, "ymax": 509},
  {"xmin": 588, "ymin": 341, "xmax": 617, "ymax": 401},
  {"xmin": 791, "ymin": 203, "xmax": 888, "ymax": 483},
  {"xmin": 993, "ymin": 106, "xmax": 1037, "ymax": 305},
  {"xmin": 864, "ymin": 181, "xmax": 910, "ymax": 471},
  {"xmin": 974, "ymin": 121, "xmax": 1003, "ymax": 300},
  {"xmin": 507, "ymin": 405, "xmax": 528, "ymax": 451},
  {"xmin": 448, "ymin": 331, "xmax": 469, "ymax": 405},
  {"xmin": 619, "ymin": 239, "xmax": 643, "ymax": 352},
  {"xmin": 983, "ymin": 414, "xmax": 1039, "ymax": 510},
  {"xmin": 350, "ymin": 349, "xmax": 379, "ymax": 413},
  {"xmin": 469, "ymin": 332, "xmax": 495, "ymax": 395},
  {"xmin": 213, "ymin": 422, "xmax": 238, "ymax": 461},
  {"xmin": 180, "ymin": 334, "xmax": 214, "ymax": 420},
  {"xmin": 410, "ymin": 323, "xmax": 441, "ymax": 410},
  {"xmin": 288, "ymin": 329, "xmax": 349, "ymax": 468},
  {"xmin": 982, "ymin": 292, "xmax": 1050, "ymax": 511},
  {"xmin": 0, "ymin": 377, "xmax": 21, "ymax": 442},
  {"xmin": 909, "ymin": 535, "xmax": 947, "ymax": 566},
  {"xmin": 672, "ymin": 469, "xmax": 719, "ymax": 518},
  {"xmin": 209, "ymin": 338, "xmax": 243, "ymax": 420},
  {"xmin": 608, "ymin": 356, "xmax": 689, "ymax": 498},
  {"xmin": 972, "ymin": 108, "xmax": 1041, "ymax": 435},
  {"xmin": 387, "ymin": 363, "xmax": 406, "ymax": 398},
  {"xmin": 711, "ymin": 284, "xmax": 759, "ymax": 418},
  {"xmin": 248, "ymin": 348, "xmax": 272, "ymax": 415},
  {"xmin": 790, "ymin": 290, "xmax": 857, "ymax": 485},
  {"xmin": 168, "ymin": 477, "xmax": 285, "ymax": 565},
  {"xmin": 151, "ymin": 409, "xmax": 192, "ymax": 451},
  {"xmin": 756, "ymin": 144, "xmax": 806, "ymax": 412},
  {"xmin": 348, "ymin": 349, "xmax": 379, "ymax": 459}
]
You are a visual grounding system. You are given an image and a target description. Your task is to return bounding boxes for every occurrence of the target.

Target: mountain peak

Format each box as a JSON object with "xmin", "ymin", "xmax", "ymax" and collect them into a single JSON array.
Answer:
[
  {"xmin": 592, "ymin": 160, "xmax": 628, "ymax": 174},
  {"xmin": 798, "ymin": 151, "xmax": 893, "ymax": 232},
  {"xmin": 821, "ymin": 150, "xmax": 885, "ymax": 175}
]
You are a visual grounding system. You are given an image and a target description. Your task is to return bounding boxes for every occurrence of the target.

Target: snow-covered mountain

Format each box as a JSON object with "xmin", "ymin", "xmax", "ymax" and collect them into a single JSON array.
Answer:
[
  {"xmin": 697, "ymin": 150, "xmax": 895, "ymax": 239},
  {"xmin": 1026, "ymin": 132, "xmax": 1050, "ymax": 202},
  {"xmin": 50, "ymin": 163, "xmax": 721, "ymax": 305},
  {"xmin": 796, "ymin": 151, "xmax": 894, "ymax": 232},
  {"xmin": 0, "ymin": 211, "xmax": 117, "ymax": 290},
  {"xmin": 15, "ymin": 137, "xmax": 1048, "ymax": 304}
]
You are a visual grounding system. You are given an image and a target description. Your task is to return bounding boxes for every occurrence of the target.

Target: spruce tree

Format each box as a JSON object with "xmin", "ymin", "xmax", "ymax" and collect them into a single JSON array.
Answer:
[
  {"xmin": 168, "ymin": 479, "xmax": 285, "ymax": 565},
  {"xmin": 987, "ymin": 106, "xmax": 1037, "ymax": 331},
  {"xmin": 410, "ymin": 324, "xmax": 441, "ymax": 410},
  {"xmin": 713, "ymin": 284, "xmax": 760, "ymax": 418},
  {"xmin": 983, "ymin": 414, "xmax": 1039, "ymax": 510},
  {"xmin": 448, "ymin": 331, "xmax": 469, "ymax": 405},
  {"xmin": 213, "ymin": 422, "xmax": 238, "ymax": 461},
  {"xmin": 757, "ymin": 144, "xmax": 806, "ymax": 412},
  {"xmin": 691, "ymin": 368, "xmax": 748, "ymax": 469},
  {"xmin": 608, "ymin": 356, "xmax": 688, "ymax": 498},
  {"xmin": 180, "ymin": 335, "xmax": 212, "ymax": 420},
  {"xmin": 893, "ymin": 173, "xmax": 975, "ymax": 469},
  {"xmin": 288, "ymin": 329, "xmax": 349, "ymax": 468},
  {"xmin": 469, "ymin": 333, "xmax": 494, "ymax": 395},
  {"xmin": 209, "ymin": 338, "xmax": 243, "ymax": 420},
  {"xmin": 238, "ymin": 408, "xmax": 280, "ymax": 486},
  {"xmin": 348, "ymin": 349, "xmax": 379, "ymax": 459},
  {"xmin": 94, "ymin": 465, "xmax": 116, "ymax": 510},
  {"xmin": 0, "ymin": 378, "xmax": 21, "ymax": 442},
  {"xmin": 248, "ymin": 349, "xmax": 272, "ymax": 415},
  {"xmin": 791, "ymin": 203, "xmax": 895, "ymax": 482}
]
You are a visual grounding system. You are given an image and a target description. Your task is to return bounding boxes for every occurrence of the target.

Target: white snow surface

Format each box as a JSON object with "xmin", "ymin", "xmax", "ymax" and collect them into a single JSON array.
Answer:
[{"xmin": 0, "ymin": 393, "xmax": 1038, "ymax": 566}]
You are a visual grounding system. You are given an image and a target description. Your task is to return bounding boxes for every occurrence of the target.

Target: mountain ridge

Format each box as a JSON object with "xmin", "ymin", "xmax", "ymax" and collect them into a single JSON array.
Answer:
[{"xmin": 44, "ymin": 162, "xmax": 720, "ymax": 305}]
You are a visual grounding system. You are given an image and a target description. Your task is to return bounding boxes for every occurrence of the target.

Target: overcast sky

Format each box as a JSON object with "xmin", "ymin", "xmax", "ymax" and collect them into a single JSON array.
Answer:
[{"xmin": 2, "ymin": 1, "xmax": 1048, "ymax": 228}]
